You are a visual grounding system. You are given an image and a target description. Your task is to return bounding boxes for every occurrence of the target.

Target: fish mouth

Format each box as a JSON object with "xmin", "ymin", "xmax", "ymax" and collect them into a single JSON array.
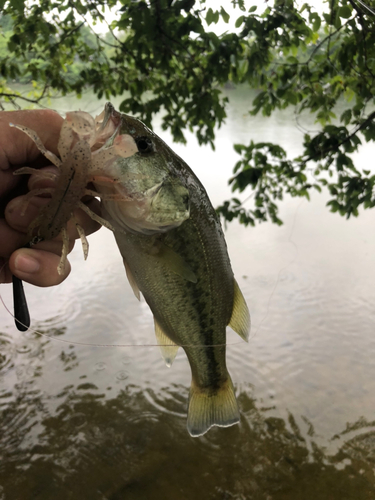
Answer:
[
  {"xmin": 92, "ymin": 103, "xmax": 123, "ymax": 150},
  {"xmin": 133, "ymin": 207, "xmax": 190, "ymax": 234},
  {"xmin": 102, "ymin": 102, "xmax": 121, "ymax": 129}
]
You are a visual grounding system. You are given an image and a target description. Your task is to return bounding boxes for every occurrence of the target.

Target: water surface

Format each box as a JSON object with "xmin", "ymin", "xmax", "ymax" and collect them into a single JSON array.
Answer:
[{"xmin": 1, "ymin": 89, "xmax": 375, "ymax": 499}]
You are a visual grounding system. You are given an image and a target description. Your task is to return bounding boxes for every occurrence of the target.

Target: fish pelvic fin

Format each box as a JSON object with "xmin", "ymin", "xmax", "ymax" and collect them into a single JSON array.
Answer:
[
  {"xmin": 187, "ymin": 377, "xmax": 240, "ymax": 437},
  {"xmin": 154, "ymin": 318, "xmax": 179, "ymax": 368},
  {"xmin": 123, "ymin": 258, "xmax": 141, "ymax": 301},
  {"xmin": 228, "ymin": 279, "xmax": 251, "ymax": 342}
]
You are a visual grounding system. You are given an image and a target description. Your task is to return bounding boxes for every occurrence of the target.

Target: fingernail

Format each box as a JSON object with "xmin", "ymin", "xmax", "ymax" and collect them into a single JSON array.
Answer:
[{"xmin": 15, "ymin": 254, "xmax": 40, "ymax": 274}]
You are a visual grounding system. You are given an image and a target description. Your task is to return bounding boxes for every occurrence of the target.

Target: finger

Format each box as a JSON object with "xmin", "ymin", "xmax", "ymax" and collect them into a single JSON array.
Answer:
[
  {"xmin": 9, "ymin": 248, "xmax": 71, "ymax": 287},
  {"xmin": 32, "ymin": 237, "xmax": 75, "ymax": 256},
  {"xmin": 4, "ymin": 195, "xmax": 76, "ymax": 259},
  {"xmin": 6, "ymin": 193, "xmax": 102, "ymax": 242},
  {"xmin": 0, "ymin": 109, "xmax": 63, "ymax": 170},
  {"xmin": 0, "ymin": 218, "xmax": 29, "ymax": 258},
  {"xmin": 0, "ymin": 258, "xmax": 12, "ymax": 283},
  {"xmin": 5, "ymin": 196, "xmax": 46, "ymax": 235},
  {"xmin": 28, "ymin": 166, "xmax": 103, "ymax": 238},
  {"xmin": 28, "ymin": 165, "xmax": 60, "ymax": 191}
]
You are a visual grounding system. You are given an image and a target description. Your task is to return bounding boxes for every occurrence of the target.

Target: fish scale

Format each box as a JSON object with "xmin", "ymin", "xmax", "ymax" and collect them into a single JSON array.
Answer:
[{"xmin": 96, "ymin": 104, "xmax": 251, "ymax": 437}]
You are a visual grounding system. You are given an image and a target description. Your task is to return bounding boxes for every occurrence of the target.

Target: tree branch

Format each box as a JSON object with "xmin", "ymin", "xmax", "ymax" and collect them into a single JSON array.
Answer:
[
  {"xmin": 0, "ymin": 93, "xmax": 46, "ymax": 105},
  {"xmin": 303, "ymin": 110, "xmax": 375, "ymax": 163},
  {"xmin": 56, "ymin": 20, "xmax": 85, "ymax": 46}
]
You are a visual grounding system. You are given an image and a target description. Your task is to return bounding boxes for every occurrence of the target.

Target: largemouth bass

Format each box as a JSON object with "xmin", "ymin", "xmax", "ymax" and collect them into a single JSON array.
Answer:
[{"xmin": 94, "ymin": 104, "xmax": 251, "ymax": 437}]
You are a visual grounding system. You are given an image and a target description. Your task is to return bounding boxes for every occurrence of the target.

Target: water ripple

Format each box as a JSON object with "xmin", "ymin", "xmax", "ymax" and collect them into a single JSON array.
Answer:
[
  {"xmin": 0, "ymin": 333, "xmax": 13, "ymax": 375},
  {"xmin": 115, "ymin": 370, "xmax": 129, "ymax": 381},
  {"xmin": 144, "ymin": 386, "xmax": 187, "ymax": 419},
  {"xmin": 94, "ymin": 362, "xmax": 106, "ymax": 372}
]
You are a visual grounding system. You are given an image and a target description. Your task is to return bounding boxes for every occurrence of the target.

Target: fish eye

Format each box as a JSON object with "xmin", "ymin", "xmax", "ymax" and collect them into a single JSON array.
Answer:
[{"xmin": 136, "ymin": 136, "xmax": 154, "ymax": 154}]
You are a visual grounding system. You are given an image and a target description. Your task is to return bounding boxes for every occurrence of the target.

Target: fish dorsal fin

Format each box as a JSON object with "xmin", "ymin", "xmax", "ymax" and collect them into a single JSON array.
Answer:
[
  {"xmin": 228, "ymin": 280, "xmax": 250, "ymax": 342},
  {"xmin": 122, "ymin": 258, "xmax": 141, "ymax": 301},
  {"xmin": 154, "ymin": 318, "xmax": 179, "ymax": 368},
  {"xmin": 153, "ymin": 243, "xmax": 197, "ymax": 284}
]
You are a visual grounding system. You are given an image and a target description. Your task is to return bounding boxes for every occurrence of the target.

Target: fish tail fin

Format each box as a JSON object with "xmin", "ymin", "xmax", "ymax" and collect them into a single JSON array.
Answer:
[{"xmin": 187, "ymin": 377, "xmax": 240, "ymax": 437}]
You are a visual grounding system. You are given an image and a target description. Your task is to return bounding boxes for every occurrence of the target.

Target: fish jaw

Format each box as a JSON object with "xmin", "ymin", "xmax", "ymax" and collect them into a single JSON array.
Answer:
[
  {"xmin": 100, "ymin": 194, "xmax": 189, "ymax": 235},
  {"xmin": 94, "ymin": 170, "xmax": 190, "ymax": 235},
  {"xmin": 92, "ymin": 144, "xmax": 191, "ymax": 235},
  {"xmin": 93, "ymin": 104, "xmax": 122, "ymax": 150}
]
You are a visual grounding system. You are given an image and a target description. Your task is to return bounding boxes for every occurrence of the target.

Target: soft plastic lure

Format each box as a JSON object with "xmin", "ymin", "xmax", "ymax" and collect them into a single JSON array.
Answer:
[{"xmin": 10, "ymin": 109, "xmax": 139, "ymax": 274}]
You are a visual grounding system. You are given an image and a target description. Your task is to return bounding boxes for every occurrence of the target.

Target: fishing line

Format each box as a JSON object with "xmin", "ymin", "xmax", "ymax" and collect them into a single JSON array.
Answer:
[{"xmin": 0, "ymin": 262, "xmax": 245, "ymax": 349}]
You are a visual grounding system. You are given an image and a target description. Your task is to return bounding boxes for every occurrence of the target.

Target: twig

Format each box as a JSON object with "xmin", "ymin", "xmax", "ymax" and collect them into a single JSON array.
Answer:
[
  {"xmin": 0, "ymin": 93, "xmax": 45, "ymax": 104},
  {"xmin": 56, "ymin": 21, "xmax": 85, "ymax": 46},
  {"xmin": 303, "ymin": 110, "xmax": 375, "ymax": 163}
]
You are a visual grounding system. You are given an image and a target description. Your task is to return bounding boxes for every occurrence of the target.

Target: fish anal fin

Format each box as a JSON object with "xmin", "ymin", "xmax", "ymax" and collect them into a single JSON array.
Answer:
[
  {"xmin": 123, "ymin": 258, "xmax": 141, "ymax": 301},
  {"xmin": 154, "ymin": 318, "xmax": 179, "ymax": 368},
  {"xmin": 187, "ymin": 377, "xmax": 240, "ymax": 437},
  {"xmin": 228, "ymin": 279, "xmax": 251, "ymax": 342},
  {"xmin": 154, "ymin": 243, "xmax": 197, "ymax": 284}
]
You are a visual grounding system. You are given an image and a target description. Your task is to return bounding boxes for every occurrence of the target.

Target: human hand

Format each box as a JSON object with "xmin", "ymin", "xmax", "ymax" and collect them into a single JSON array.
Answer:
[{"xmin": 0, "ymin": 109, "xmax": 101, "ymax": 286}]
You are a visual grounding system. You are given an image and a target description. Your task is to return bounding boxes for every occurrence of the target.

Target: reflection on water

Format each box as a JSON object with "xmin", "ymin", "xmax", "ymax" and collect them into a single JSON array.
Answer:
[
  {"xmin": 1, "ymin": 88, "xmax": 375, "ymax": 498},
  {"xmin": 0, "ymin": 336, "xmax": 374, "ymax": 500}
]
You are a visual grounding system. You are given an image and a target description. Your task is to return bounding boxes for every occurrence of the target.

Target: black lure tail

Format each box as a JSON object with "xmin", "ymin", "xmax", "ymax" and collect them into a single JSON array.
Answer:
[{"xmin": 12, "ymin": 275, "xmax": 30, "ymax": 331}]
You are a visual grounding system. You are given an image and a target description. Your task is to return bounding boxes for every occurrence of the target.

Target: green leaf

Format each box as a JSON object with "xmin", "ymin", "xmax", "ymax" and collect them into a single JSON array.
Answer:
[
  {"xmin": 327, "ymin": 200, "xmax": 340, "ymax": 213},
  {"xmin": 220, "ymin": 7, "xmax": 230, "ymax": 24},
  {"xmin": 285, "ymin": 91, "xmax": 298, "ymax": 105},
  {"xmin": 237, "ymin": 59, "xmax": 249, "ymax": 80},
  {"xmin": 287, "ymin": 56, "xmax": 298, "ymax": 64},
  {"xmin": 338, "ymin": 5, "xmax": 352, "ymax": 18},
  {"xmin": 235, "ymin": 15, "xmax": 244, "ymax": 28},
  {"xmin": 311, "ymin": 13, "xmax": 321, "ymax": 32},
  {"xmin": 234, "ymin": 144, "xmax": 244, "ymax": 154},
  {"xmin": 249, "ymin": 6, "xmax": 257, "ymax": 13},
  {"xmin": 10, "ymin": 0, "xmax": 25, "ymax": 9},
  {"xmin": 340, "ymin": 109, "xmax": 352, "ymax": 125},
  {"xmin": 334, "ymin": 11, "xmax": 342, "ymax": 29},
  {"xmin": 344, "ymin": 88, "xmax": 355, "ymax": 102},
  {"xmin": 206, "ymin": 8, "xmax": 215, "ymax": 26}
]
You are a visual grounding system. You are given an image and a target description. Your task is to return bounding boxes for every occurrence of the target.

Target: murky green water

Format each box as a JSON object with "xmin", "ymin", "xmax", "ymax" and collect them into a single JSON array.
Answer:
[{"xmin": 1, "ymin": 88, "xmax": 375, "ymax": 499}]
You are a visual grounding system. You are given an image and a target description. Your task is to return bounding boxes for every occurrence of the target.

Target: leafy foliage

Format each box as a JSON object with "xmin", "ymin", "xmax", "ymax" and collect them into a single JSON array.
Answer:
[{"xmin": 1, "ymin": 0, "xmax": 375, "ymax": 224}]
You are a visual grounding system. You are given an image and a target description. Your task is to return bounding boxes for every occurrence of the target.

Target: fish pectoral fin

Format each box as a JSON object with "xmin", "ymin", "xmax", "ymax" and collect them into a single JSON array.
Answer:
[
  {"xmin": 123, "ymin": 258, "xmax": 141, "ymax": 301},
  {"xmin": 154, "ymin": 243, "xmax": 197, "ymax": 284},
  {"xmin": 228, "ymin": 279, "xmax": 251, "ymax": 342},
  {"xmin": 154, "ymin": 318, "xmax": 179, "ymax": 368},
  {"xmin": 187, "ymin": 377, "xmax": 240, "ymax": 437}
]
